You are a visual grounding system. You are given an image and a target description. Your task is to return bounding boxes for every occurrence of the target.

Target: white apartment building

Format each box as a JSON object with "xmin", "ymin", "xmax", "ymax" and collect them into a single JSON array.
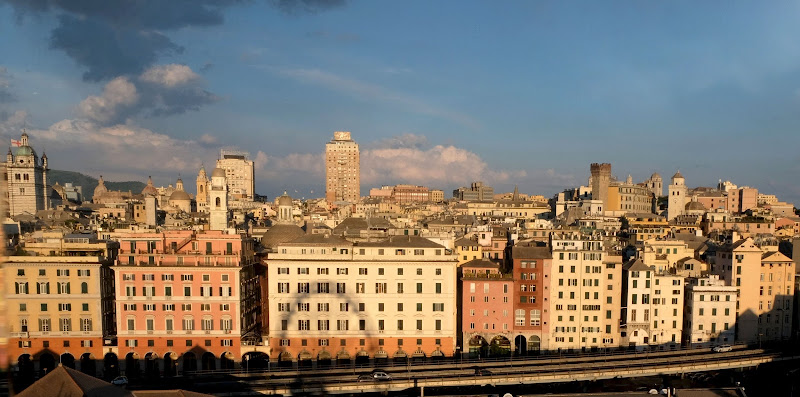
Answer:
[
  {"xmin": 683, "ymin": 275, "xmax": 736, "ymax": 347},
  {"xmin": 266, "ymin": 234, "xmax": 457, "ymax": 364},
  {"xmin": 548, "ymin": 232, "xmax": 622, "ymax": 352},
  {"xmin": 325, "ymin": 131, "xmax": 360, "ymax": 205},
  {"xmin": 621, "ymin": 259, "xmax": 684, "ymax": 349},
  {"xmin": 216, "ymin": 149, "xmax": 255, "ymax": 202}
]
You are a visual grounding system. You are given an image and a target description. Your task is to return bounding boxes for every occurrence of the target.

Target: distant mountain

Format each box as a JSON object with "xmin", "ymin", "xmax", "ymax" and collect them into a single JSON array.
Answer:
[{"xmin": 47, "ymin": 170, "xmax": 146, "ymax": 200}]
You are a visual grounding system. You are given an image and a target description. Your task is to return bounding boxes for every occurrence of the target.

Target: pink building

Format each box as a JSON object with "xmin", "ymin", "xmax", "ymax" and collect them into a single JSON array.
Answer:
[
  {"xmin": 459, "ymin": 259, "xmax": 514, "ymax": 358},
  {"xmin": 727, "ymin": 188, "xmax": 758, "ymax": 214},
  {"xmin": 113, "ymin": 230, "xmax": 259, "ymax": 377}
]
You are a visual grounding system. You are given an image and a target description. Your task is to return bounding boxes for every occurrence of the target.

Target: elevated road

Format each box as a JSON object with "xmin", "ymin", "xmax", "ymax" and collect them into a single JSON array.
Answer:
[{"xmin": 190, "ymin": 347, "xmax": 799, "ymax": 396}]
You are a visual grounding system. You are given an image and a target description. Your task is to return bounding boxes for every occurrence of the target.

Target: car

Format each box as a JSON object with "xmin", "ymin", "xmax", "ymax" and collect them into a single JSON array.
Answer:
[
  {"xmin": 712, "ymin": 345, "xmax": 733, "ymax": 353},
  {"xmin": 474, "ymin": 368, "xmax": 493, "ymax": 376},
  {"xmin": 111, "ymin": 376, "xmax": 128, "ymax": 386},
  {"xmin": 358, "ymin": 371, "xmax": 392, "ymax": 382}
]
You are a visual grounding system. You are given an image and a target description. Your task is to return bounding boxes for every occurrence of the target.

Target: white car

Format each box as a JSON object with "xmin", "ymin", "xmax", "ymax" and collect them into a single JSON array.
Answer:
[
  {"xmin": 111, "ymin": 376, "xmax": 129, "ymax": 386},
  {"xmin": 712, "ymin": 345, "xmax": 732, "ymax": 352}
]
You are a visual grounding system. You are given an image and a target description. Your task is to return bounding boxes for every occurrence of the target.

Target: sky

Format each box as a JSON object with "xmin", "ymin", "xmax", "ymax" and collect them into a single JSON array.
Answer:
[{"xmin": 0, "ymin": 0, "xmax": 799, "ymax": 204}]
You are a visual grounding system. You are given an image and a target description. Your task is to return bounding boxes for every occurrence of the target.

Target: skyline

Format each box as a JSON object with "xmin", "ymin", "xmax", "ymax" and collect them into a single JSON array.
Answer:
[{"xmin": 1, "ymin": 1, "xmax": 799, "ymax": 204}]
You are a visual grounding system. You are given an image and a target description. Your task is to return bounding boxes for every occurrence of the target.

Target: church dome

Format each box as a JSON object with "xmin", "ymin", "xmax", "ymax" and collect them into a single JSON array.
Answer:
[
  {"xmin": 260, "ymin": 224, "xmax": 305, "ymax": 249},
  {"xmin": 93, "ymin": 176, "xmax": 108, "ymax": 197},
  {"xmin": 650, "ymin": 172, "xmax": 661, "ymax": 179},
  {"xmin": 141, "ymin": 176, "xmax": 158, "ymax": 196},
  {"xmin": 169, "ymin": 189, "xmax": 191, "ymax": 202},
  {"xmin": 14, "ymin": 145, "xmax": 35, "ymax": 157},
  {"xmin": 685, "ymin": 201, "xmax": 706, "ymax": 211},
  {"xmin": 278, "ymin": 192, "xmax": 293, "ymax": 206},
  {"xmin": 211, "ymin": 167, "xmax": 226, "ymax": 178}
]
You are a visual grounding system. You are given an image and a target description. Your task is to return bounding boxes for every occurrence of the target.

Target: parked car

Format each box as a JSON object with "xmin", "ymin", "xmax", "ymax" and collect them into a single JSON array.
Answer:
[
  {"xmin": 712, "ymin": 345, "xmax": 732, "ymax": 353},
  {"xmin": 111, "ymin": 376, "xmax": 129, "ymax": 386},
  {"xmin": 474, "ymin": 367, "xmax": 493, "ymax": 376}
]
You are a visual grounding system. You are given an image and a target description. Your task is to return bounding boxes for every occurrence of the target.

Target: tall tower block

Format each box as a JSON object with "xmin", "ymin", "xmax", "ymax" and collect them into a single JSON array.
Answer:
[
  {"xmin": 590, "ymin": 163, "xmax": 611, "ymax": 212},
  {"xmin": 325, "ymin": 131, "xmax": 360, "ymax": 205}
]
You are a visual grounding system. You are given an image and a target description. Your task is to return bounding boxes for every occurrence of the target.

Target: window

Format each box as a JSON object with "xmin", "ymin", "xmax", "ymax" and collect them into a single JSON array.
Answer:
[
  {"xmin": 340, "ymin": 303, "xmax": 349, "ymax": 312},
  {"xmin": 397, "ymin": 303, "xmax": 404, "ymax": 311},
  {"xmin": 397, "ymin": 283, "xmax": 404, "ymax": 293},
  {"xmin": 318, "ymin": 320, "xmax": 330, "ymax": 330},
  {"xmin": 318, "ymin": 303, "xmax": 329, "ymax": 312},
  {"xmin": 183, "ymin": 318, "xmax": 195, "ymax": 330},
  {"xmin": 336, "ymin": 283, "xmax": 346, "ymax": 293},
  {"xmin": 416, "ymin": 283, "xmax": 423, "ymax": 293},
  {"xmin": 433, "ymin": 303, "xmax": 444, "ymax": 311},
  {"xmin": 277, "ymin": 283, "xmax": 289, "ymax": 293},
  {"xmin": 376, "ymin": 283, "xmax": 387, "ymax": 293},
  {"xmin": 318, "ymin": 283, "xmax": 330, "ymax": 293},
  {"xmin": 356, "ymin": 283, "xmax": 365, "ymax": 293},
  {"xmin": 359, "ymin": 268, "xmax": 368, "ymax": 275},
  {"xmin": 436, "ymin": 283, "xmax": 442, "ymax": 294},
  {"xmin": 417, "ymin": 303, "xmax": 423, "ymax": 312},
  {"xmin": 337, "ymin": 320, "xmax": 349, "ymax": 331},
  {"xmin": 202, "ymin": 318, "xmax": 214, "ymax": 331},
  {"xmin": 298, "ymin": 320, "xmax": 310, "ymax": 330}
]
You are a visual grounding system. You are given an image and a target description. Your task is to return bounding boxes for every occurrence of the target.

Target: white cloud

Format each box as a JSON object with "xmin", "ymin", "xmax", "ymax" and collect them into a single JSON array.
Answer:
[
  {"xmin": 77, "ymin": 77, "xmax": 139, "ymax": 124},
  {"xmin": 199, "ymin": 133, "xmax": 218, "ymax": 145},
  {"xmin": 0, "ymin": 110, "xmax": 29, "ymax": 136},
  {"xmin": 140, "ymin": 64, "xmax": 200, "ymax": 87}
]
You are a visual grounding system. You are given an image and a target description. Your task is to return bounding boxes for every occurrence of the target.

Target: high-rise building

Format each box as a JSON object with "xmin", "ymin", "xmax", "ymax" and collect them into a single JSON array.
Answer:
[
  {"xmin": 325, "ymin": 131, "xmax": 360, "ymax": 204},
  {"xmin": 216, "ymin": 150, "xmax": 255, "ymax": 202},
  {"xmin": 4, "ymin": 132, "xmax": 49, "ymax": 216}
]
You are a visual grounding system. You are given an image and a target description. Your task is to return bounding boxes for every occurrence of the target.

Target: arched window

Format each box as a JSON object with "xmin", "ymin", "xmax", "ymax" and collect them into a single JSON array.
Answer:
[
  {"xmin": 199, "ymin": 185, "xmax": 204, "ymax": 194},
  {"xmin": 216, "ymin": 197, "xmax": 221, "ymax": 207},
  {"xmin": 81, "ymin": 282, "xmax": 88, "ymax": 294}
]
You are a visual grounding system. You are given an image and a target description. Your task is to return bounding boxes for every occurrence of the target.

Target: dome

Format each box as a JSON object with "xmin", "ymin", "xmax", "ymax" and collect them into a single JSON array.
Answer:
[
  {"xmin": 93, "ymin": 176, "xmax": 108, "ymax": 197},
  {"xmin": 141, "ymin": 176, "xmax": 158, "ymax": 196},
  {"xmin": 650, "ymin": 172, "xmax": 661, "ymax": 179},
  {"xmin": 685, "ymin": 201, "xmax": 706, "ymax": 211},
  {"xmin": 211, "ymin": 167, "xmax": 226, "ymax": 178},
  {"xmin": 169, "ymin": 189, "xmax": 191, "ymax": 202},
  {"xmin": 14, "ymin": 145, "xmax": 34, "ymax": 157},
  {"xmin": 278, "ymin": 192, "xmax": 293, "ymax": 206},
  {"xmin": 260, "ymin": 223, "xmax": 305, "ymax": 249}
]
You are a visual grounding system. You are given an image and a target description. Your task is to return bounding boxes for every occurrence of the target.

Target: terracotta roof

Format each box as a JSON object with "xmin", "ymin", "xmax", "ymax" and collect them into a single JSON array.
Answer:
[
  {"xmin": 512, "ymin": 245, "xmax": 552, "ymax": 259},
  {"xmin": 461, "ymin": 258, "xmax": 500, "ymax": 269},
  {"xmin": 623, "ymin": 258, "xmax": 653, "ymax": 272}
]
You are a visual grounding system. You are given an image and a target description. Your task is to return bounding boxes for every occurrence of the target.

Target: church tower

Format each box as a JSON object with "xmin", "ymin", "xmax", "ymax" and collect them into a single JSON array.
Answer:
[
  {"xmin": 667, "ymin": 171, "xmax": 687, "ymax": 220},
  {"xmin": 5, "ymin": 132, "xmax": 49, "ymax": 216},
  {"xmin": 196, "ymin": 165, "xmax": 209, "ymax": 213},
  {"xmin": 209, "ymin": 167, "xmax": 228, "ymax": 230}
]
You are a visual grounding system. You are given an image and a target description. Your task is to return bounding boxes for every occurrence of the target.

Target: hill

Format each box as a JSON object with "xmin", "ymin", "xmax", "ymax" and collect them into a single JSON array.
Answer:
[{"xmin": 47, "ymin": 170, "xmax": 146, "ymax": 200}]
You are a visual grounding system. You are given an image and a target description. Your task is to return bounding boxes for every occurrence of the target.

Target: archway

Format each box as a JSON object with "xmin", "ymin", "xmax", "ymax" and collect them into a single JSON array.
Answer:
[
  {"xmin": 39, "ymin": 352, "xmax": 56, "ymax": 377},
  {"xmin": 392, "ymin": 350, "xmax": 407, "ymax": 365},
  {"xmin": 16, "ymin": 354, "xmax": 35, "ymax": 387},
  {"xmin": 430, "ymin": 349, "xmax": 445, "ymax": 362},
  {"xmin": 336, "ymin": 350, "xmax": 351, "ymax": 367},
  {"xmin": 125, "ymin": 352, "xmax": 140, "ymax": 378},
  {"xmin": 277, "ymin": 351, "xmax": 293, "ymax": 368},
  {"xmin": 411, "ymin": 348, "xmax": 426, "ymax": 364},
  {"xmin": 489, "ymin": 335, "xmax": 511, "ymax": 357},
  {"xmin": 297, "ymin": 350, "xmax": 312, "ymax": 369},
  {"xmin": 60, "ymin": 353, "xmax": 76, "ymax": 369},
  {"xmin": 242, "ymin": 352, "xmax": 269, "ymax": 370},
  {"xmin": 374, "ymin": 349, "xmax": 388, "ymax": 366},
  {"xmin": 527, "ymin": 335, "xmax": 541, "ymax": 354},
  {"xmin": 354, "ymin": 350, "xmax": 369, "ymax": 367},
  {"xmin": 164, "ymin": 352, "xmax": 178, "ymax": 377},
  {"xmin": 220, "ymin": 351, "xmax": 235, "ymax": 370},
  {"xmin": 144, "ymin": 352, "xmax": 160, "ymax": 378},
  {"xmin": 468, "ymin": 335, "xmax": 489, "ymax": 358},
  {"xmin": 201, "ymin": 352, "xmax": 217, "ymax": 371},
  {"xmin": 515, "ymin": 335, "xmax": 527, "ymax": 355},
  {"xmin": 317, "ymin": 350, "xmax": 332, "ymax": 368},
  {"xmin": 104, "ymin": 353, "xmax": 119, "ymax": 379},
  {"xmin": 183, "ymin": 352, "xmax": 197, "ymax": 374},
  {"xmin": 80, "ymin": 353, "xmax": 96, "ymax": 376}
]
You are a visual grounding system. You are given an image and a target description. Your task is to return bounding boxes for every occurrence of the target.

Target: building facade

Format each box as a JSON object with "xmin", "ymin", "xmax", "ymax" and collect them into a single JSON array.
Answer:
[
  {"xmin": 683, "ymin": 275, "xmax": 737, "ymax": 347},
  {"xmin": 4, "ymin": 132, "xmax": 49, "ymax": 217},
  {"xmin": 266, "ymin": 234, "xmax": 457, "ymax": 365},
  {"xmin": 215, "ymin": 150, "xmax": 255, "ymax": 202},
  {"xmin": 325, "ymin": 131, "xmax": 360, "ymax": 204}
]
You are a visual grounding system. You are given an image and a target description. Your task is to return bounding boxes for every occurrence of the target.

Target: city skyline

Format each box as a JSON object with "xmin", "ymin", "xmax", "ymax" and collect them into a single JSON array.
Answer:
[{"xmin": 0, "ymin": 1, "xmax": 799, "ymax": 204}]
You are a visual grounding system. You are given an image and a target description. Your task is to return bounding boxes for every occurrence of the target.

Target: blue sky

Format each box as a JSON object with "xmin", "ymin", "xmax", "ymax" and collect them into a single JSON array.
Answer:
[{"xmin": 0, "ymin": 0, "xmax": 798, "ymax": 204}]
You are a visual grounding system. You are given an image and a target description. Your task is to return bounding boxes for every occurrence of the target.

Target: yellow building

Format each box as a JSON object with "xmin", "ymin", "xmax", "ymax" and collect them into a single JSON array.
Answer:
[
  {"xmin": 626, "ymin": 214, "xmax": 669, "ymax": 244},
  {"xmin": 455, "ymin": 237, "xmax": 483, "ymax": 265},
  {"xmin": 5, "ymin": 232, "xmax": 117, "ymax": 377}
]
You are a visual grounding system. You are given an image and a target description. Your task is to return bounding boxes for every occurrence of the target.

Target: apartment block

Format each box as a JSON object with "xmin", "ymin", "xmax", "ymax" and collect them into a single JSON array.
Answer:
[{"xmin": 683, "ymin": 275, "xmax": 737, "ymax": 347}]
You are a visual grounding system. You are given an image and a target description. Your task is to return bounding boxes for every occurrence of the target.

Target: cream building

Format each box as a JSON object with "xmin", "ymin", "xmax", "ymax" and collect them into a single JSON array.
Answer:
[
  {"xmin": 683, "ymin": 275, "xmax": 737, "ymax": 347},
  {"xmin": 621, "ymin": 259, "xmax": 683, "ymax": 349},
  {"xmin": 4, "ymin": 132, "xmax": 49, "ymax": 216},
  {"xmin": 667, "ymin": 171, "xmax": 688, "ymax": 220},
  {"xmin": 639, "ymin": 238, "xmax": 695, "ymax": 274},
  {"xmin": 266, "ymin": 234, "xmax": 457, "ymax": 364},
  {"xmin": 710, "ymin": 237, "xmax": 795, "ymax": 343},
  {"xmin": 215, "ymin": 150, "xmax": 255, "ymax": 202},
  {"xmin": 548, "ymin": 232, "xmax": 622, "ymax": 351},
  {"xmin": 325, "ymin": 131, "xmax": 360, "ymax": 205},
  {"xmin": 5, "ymin": 232, "xmax": 117, "ymax": 374}
]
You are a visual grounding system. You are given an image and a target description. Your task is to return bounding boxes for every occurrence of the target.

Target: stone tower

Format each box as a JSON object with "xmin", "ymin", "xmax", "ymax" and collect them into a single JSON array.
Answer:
[
  {"xmin": 667, "ymin": 171, "xmax": 687, "ymax": 220},
  {"xmin": 5, "ymin": 132, "xmax": 49, "ymax": 216},
  {"xmin": 590, "ymin": 163, "xmax": 611, "ymax": 213},
  {"xmin": 196, "ymin": 166, "xmax": 208, "ymax": 212},
  {"xmin": 209, "ymin": 167, "xmax": 228, "ymax": 230},
  {"xmin": 647, "ymin": 173, "xmax": 663, "ymax": 197},
  {"xmin": 277, "ymin": 192, "xmax": 293, "ymax": 224}
]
